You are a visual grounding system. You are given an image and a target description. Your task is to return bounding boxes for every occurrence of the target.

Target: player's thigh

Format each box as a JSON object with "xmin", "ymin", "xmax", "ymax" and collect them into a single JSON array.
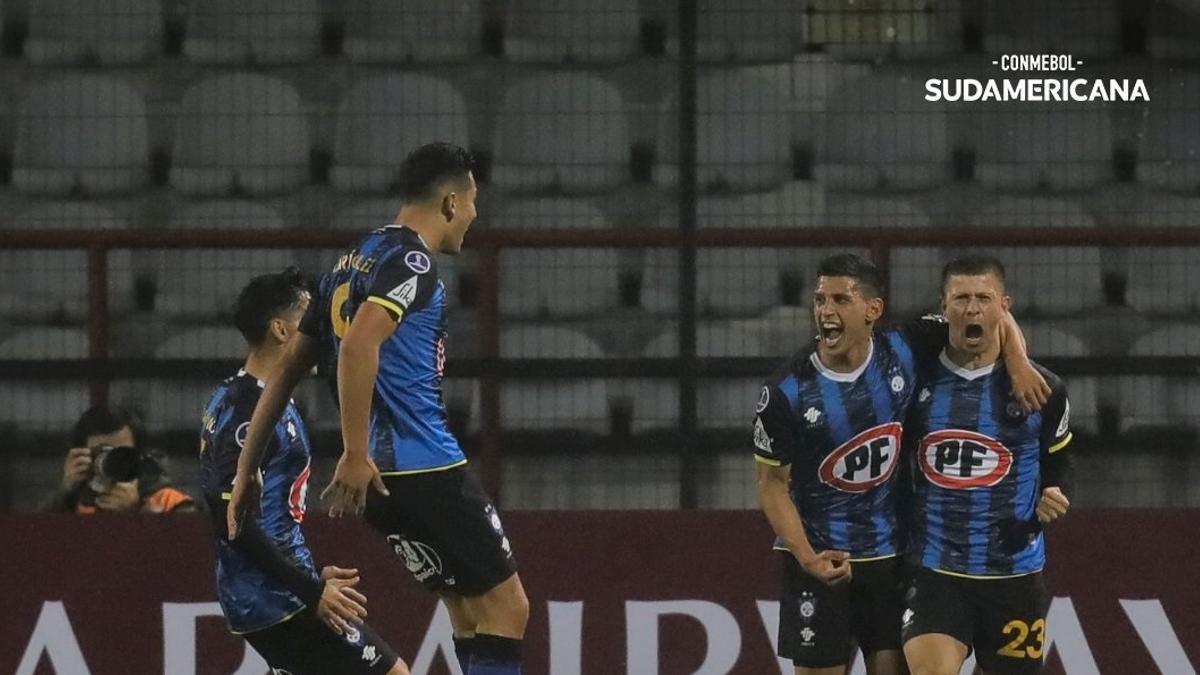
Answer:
[
  {"xmin": 440, "ymin": 592, "xmax": 478, "ymax": 635},
  {"xmin": 778, "ymin": 552, "xmax": 856, "ymax": 670},
  {"xmin": 864, "ymin": 649, "xmax": 908, "ymax": 675},
  {"xmin": 243, "ymin": 614, "xmax": 401, "ymax": 675},
  {"xmin": 795, "ymin": 665, "xmax": 848, "ymax": 675},
  {"xmin": 969, "ymin": 574, "xmax": 1049, "ymax": 675},
  {"xmin": 847, "ymin": 558, "xmax": 906, "ymax": 661},
  {"xmin": 901, "ymin": 569, "xmax": 972, "ymax": 675},
  {"xmin": 903, "ymin": 634, "xmax": 969, "ymax": 675}
]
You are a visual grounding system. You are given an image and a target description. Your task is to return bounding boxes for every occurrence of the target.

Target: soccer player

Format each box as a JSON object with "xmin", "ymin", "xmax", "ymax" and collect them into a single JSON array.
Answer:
[
  {"xmin": 200, "ymin": 268, "xmax": 409, "ymax": 675},
  {"xmin": 228, "ymin": 143, "xmax": 528, "ymax": 675},
  {"xmin": 901, "ymin": 256, "xmax": 1072, "ymax": 675},
  {"xmin": 754, "ymin": 254, "xmax": 1048, "ymax": 675}
]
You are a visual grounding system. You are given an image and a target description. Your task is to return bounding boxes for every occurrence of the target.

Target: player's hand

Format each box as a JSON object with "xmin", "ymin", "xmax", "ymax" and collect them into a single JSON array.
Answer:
[
  {"xmin": 61, "ymin": 447, "xmax": 92, "ymax": 491},
  {"xmin": 321, "ymin": 565, "xmax": 359, "ymax": 583},
  {"xmin": 1009, "ymin": 361, "xmax": 1050, "ymax": 412},
  {"xmin": 799, "ymin": 550, "xmax": 852, "ymax": 586},
  {"xmin": 227, "ymin": 471, "xmax": 263, "ymax": 540},
  {"xmin": 316, "ymin": 574, "xmax": 368, "ymax": 635},
  {"xmin": 1037, "ymin": 486, "xmax": 1070, "ymax": 523},
  {"xmin": 321, "ymin": 453, "xmax": 389, "ymax": 518},
  {"xmin": 95, "ymin": 479, "xmax": 140, "ymax": 512}
]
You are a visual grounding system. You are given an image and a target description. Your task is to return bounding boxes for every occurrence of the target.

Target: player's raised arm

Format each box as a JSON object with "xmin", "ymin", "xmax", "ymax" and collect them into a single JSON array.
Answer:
[
  {"xmin": 998, "ymin": 311, "xmax": 1050, "ymax": 412},
  {"xmin": 753, "ymin": 384, "xmax": 851, "ymax": 586},
  {"xmin": 323, "ymin": 301, "xmax": 394, "ymax": 517},
  {"xmin": 228, "ymin": 332, "xmax": 320, "ymax": 539}
]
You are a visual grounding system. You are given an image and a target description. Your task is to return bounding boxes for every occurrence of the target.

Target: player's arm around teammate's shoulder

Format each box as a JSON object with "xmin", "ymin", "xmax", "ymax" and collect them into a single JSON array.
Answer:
[
  {"xmin": 998, "ymin": 310, "xmax": 1051, "ymax": 412},
  {"xmin": 753, "ymin": 382, "xmax": 852, "ymax": 586},
  {"xmin": 1036, "ymin": 375, "xmax": 1073, "ymax": 524},
  {"xmin": 227, "ymin": 332, "xmax": 322, "ymax": 539}
]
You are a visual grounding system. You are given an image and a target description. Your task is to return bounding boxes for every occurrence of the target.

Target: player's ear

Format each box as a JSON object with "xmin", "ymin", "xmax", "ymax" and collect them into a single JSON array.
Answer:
[
  {"xmin": 1001, "ymin": 294, "xmax": 1012, "ymax": 313},
  {"xmin": 865, "ymin": 296, "xmax": 884, "ymax": 322},
  {"xmin": 269, "ymin": 317, "xmax": 288, "ymax": 343},
  {"xmin": 441, "ymin": 191, "xmax": 457, "ymax": 223}
]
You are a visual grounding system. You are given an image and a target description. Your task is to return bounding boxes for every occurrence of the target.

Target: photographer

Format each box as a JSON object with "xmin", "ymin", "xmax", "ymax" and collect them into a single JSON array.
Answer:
[{"xmin": 42, "ymin": 404, "xmax": 194, "ymax": 514}]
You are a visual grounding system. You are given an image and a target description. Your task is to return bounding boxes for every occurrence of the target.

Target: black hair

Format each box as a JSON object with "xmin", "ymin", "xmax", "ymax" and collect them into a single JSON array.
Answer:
[
  {"xmin": 233, "ymin": 266, "xmax": 310, "ymax": 347},
  {"xmin": 71, "ymin": 404, "xmax": 146, "ymax": 449},
  {"xmin": 396, "ymin": 142, "xmax": 474, "ymax": 204},
  {"xmin": 941, "ymin": 255, "xmax": 1007, "ymax": 292},
  {"xmin": 816, "ymin": 253, "xmax": 885, "ymax": 299}
]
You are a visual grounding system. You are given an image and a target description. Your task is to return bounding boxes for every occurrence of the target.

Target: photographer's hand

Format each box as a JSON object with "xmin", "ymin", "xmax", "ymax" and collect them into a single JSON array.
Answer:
[
  {"xmin": 96, "ymin": 479, "xmax": 140, "ymax": 512},
  {"xmin": 61, "ymin": 447, "xmax": 92, "ymax": 491}
]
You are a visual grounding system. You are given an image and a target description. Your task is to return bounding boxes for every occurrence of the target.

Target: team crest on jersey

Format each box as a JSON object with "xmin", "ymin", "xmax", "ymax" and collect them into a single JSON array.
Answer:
[
  {"xmin": 1005, "ymin": 400, "xmax": 1025, "ymax": 421},
  {"xmin": 234, "ymin": 422, "xmax": 249, "ymax": 448},
  {"xmin": 799, "ymin": 591, "xmax": 817, "ymax": 621},
  {"xmin": 404, "ymin": 250, "xmax": 431, "ymax": 274},
  {"xmin": 891, "ymin": 375, "xmax": 905, "ymax": 393},
  {"xmin": 817, "ymin": 422, "xmax": 902, "ymax": 493},
  {"xmin": 756, "ymin": 386, "xmax": 771, "ymax": 413},
  {"xmin": 918, "ymin": 429, "xmax": 1013, "ymax": 489}
]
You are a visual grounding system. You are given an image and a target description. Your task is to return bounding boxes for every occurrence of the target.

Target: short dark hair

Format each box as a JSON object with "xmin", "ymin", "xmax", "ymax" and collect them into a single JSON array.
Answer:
[
  {"xmin": 397, "ymin": 142, "xmax": 474, "ymax": 204},
  {"xmin": 941, "ymin": 255, "xmax": 1007, "ymax": 293},
  {"xmin": 233, "ymin": 267, "xmax": 310, "ymax": 347},
  {"xmin": 816, "ymin": 253, "xmax": 885, "ymax": 299},
  {"xmin": 71, "ymin": 404, "xmax": 146, "ymax": 449}
]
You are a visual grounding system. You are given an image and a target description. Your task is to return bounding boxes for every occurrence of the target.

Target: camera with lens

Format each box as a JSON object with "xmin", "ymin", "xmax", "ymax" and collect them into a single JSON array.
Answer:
[{"xmin": 88, "ymin": 445, "xmax": 142, "ymax": 492}]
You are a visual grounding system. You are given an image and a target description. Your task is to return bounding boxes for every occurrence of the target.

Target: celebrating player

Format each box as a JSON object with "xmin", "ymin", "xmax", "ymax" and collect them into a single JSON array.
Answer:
[
  {"xmin": 200, "ymin": 268, "xmax": 408, "ymax": 675},
  {"xmin": 227, "ymin": 143, "xmax": 528, "ymax": 675},
  {"xmin": 901, "ymin": 256, "xmax": 1072, "ymax": 675},
  {"xmin": 754, "ymin": 253, "xmax": 1048, "ymax": 675}
]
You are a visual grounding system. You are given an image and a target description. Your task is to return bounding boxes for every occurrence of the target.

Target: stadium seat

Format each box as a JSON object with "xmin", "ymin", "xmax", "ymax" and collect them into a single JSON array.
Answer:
[
  {"xmin": 656, "ymin": 181, "xmax": 826, "ymax": 229},
  {"xmin": 817, "ymin": 74, "xmax": 951, "ymax": 191},
  {"xmin": 0, "ymin": 327, "xmax": 92, "ymax": 429},
  {"xmin": 631, "ymin": 323, "xmax": 767, "ymax": 429},
  {"xmin": 823, "ymin": 195, "xmax": 932, "ymax": 228},
  {"xmin": 975, "ymin": 105, "xmax": 1114, "ymax": 190},
  {"xmin": 1138, "ymin": 75, "xmax": 1200, "ymax": 192},
  {"xmin": 505, "ymin": 0, "xmax": 641, "ymax": 62},
  {"xmin": 980, "ymin": 0, "xmax": 1122, "ymax": 56},
  {"xmin": 967, "ymin": 198, "xmax": 1103, "ymax": 314},
  {"xmin": 1022, "ymin": 322, "xmax": 1098, "ymax": 433},
  {"xmin": 667, "ymin": 0, "xmax": 804, "ymax": 62},
  {"xmin": 1132, "ymin": 195, "xmax": 1200, "ymax": 228},
  {"xmin": 642, "ymin": 247, "xmax": 782, "ymax": 315},
  {"xmin": 13, "ymin": 76, "xmax": 150, "ymax": 196},
  {"xmin": 167, "ymin": 200, "xmax": 287, "ymax": 230},
  {"xmin": 1, "ymin": 203, "xmax": 133, "ymax": 319},
  {"xmin": 657, "ymin": 71, "xmax": 791, "ymax": 192},
  {"xmin": 492, "ymin": 198, "xmax": 618, "ymax": 316},
  {"xmin": 331, "ymin": 74, "xmax": 469, "ymax": 194},
  {"xmin": 491, "ymin": 73, "xmax": 630, "ymax": 193},
  {"xmin": 499, "ymin": 326, "xmax": 610, "ymax": 431},
  {"xmin": 147, "ymin": 328, "xmax": 245, "ymax": 431},
  {"xmin": 26, "ymin": 0, "xmax": 162, "ymax": 64},
  {"xmin": 1147, "ymin": 2, "xmax": 1200, "ymax": 58},
  {"xmin": 183, "ymin": 0, "xmax": 322, "ymax": 64},
  {"xmin": 345, "ymin": 0, "xmax": 481, "ymax": 62},
  {"xmin": 1120, "ymin": 326, "xmax": 1200, "ymax": 431},
  {"xmin": 808, "ymin": 0, "xmax": 964, "ymax": 60},
  {"xmin": 170, "ymin": 74, "xmax": 309, "ymax": 196},
  {"xmin": 1125, "ymin": 248, "xmax": 1200, "ymax": 313}
]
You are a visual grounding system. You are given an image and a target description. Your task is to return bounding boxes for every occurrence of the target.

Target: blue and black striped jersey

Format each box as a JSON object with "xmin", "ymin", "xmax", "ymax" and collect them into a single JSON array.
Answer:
[
  {"xmin": 905, "ymin": 353, "xmax": 1072, "ymax": 577},
  {"xmin": 199, "ymin": 370, "xmax": 316, "ymax": 634},
  {"xmin": 301, "ymin": 225, "xmax": 465, "ymax": 474},
  {"xmin": 754, "ymin": 319, "xmax": 947, "ymax": 559}
]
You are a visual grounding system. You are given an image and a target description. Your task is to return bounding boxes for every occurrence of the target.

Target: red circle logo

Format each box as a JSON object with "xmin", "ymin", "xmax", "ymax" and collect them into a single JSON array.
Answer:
[{"xmin": 918, "ymin": 429, "xmax": 1013, "ymax": 489}]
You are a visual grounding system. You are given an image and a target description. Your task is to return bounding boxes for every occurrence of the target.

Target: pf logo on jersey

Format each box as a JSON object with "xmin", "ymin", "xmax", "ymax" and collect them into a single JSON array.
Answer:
[
  {"xmin": 818, "ymin": 422, "xmax": 902, "ymax": 493},
  {"xmin": 919, "ymin": 429, "xmax": 1013, "ymax": 489}
]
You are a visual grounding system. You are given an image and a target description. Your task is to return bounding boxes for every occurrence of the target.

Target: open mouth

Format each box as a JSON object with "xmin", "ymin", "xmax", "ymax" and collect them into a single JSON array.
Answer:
[
  {"xmin": 820, "ymin": 322, "xmax": 843, "ymax": 347},
  {"xmin": 964, "ymin": 323, "xmax": 984, "ymax": 344}
]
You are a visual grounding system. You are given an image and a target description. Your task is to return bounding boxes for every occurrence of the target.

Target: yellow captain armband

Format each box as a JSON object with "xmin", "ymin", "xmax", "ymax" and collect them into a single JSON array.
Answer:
[
  {"xmin": 754, "ymin": 454, "xmax": 782, "ymax": 467},
  {"xmin": 365, "ymin": 296, "xmax": 405, "ymax": 322},
  {"xmin": 1047, "ymin": 432, "xmax": 1072, "ymax": 454}
]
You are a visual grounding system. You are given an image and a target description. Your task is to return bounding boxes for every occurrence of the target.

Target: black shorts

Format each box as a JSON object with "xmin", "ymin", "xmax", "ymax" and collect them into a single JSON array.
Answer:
[
  {"xmin": 777, "ymin": 553, "xmax": 905, "ymax": 668},
  {"xmin": 365, "ymin": 464, "xmax": 517, "ymax": 596},
  {"xmin": 244, "ymin": 611, "xmax": 398, "ymax": 675},
  {"xmin": 902, "ymin": 568, "xmax": 1050, "ymax": 675}
]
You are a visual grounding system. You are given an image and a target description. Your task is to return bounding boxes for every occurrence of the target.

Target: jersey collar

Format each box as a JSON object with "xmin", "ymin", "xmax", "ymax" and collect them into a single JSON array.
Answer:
[
  {"xmin": 939, "ymin": 349, "xmax": 996, "ymax": 381},
  {"xmin": 810, "ymin": 339, "xmax": 874, "ymax": 383},
  {"xmin": 383, "ymin": 223, "xmax": 432, "ymax": 251},
  {"xmin": 236, "ymin": 368, "xmax": 266, "ymax": 389}
]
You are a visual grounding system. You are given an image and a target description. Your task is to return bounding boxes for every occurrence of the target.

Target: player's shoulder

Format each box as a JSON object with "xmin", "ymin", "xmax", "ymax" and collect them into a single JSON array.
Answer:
[
  {"xmin": 766, "ymin": 340, "xmax": 819, "ymax": 389},
  {"xmin": 376, "ymin": 228, "xmax": 438, "ymax": 276},
  {"xmin": 221, "ymin": 371, "xmax": 265, "ymax": 418},
  {"xmin": 1029, "ymin": 359, "xmax": 1066, "ymax": 393}
]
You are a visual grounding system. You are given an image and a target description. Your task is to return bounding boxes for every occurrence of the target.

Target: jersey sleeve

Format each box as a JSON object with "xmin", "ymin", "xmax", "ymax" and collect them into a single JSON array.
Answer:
[
  {"xmin": 364, "ymin": 248, "xmax": 439, "ymax": 323},
  {"xmin": 1038, "ymin": 377, "xmax": 1073, "ymax": 489},
  {"xmin": 753, "ymin": 382, "xmax": 802, "ymax": 467},
  {"xmin": 893, "ymin": 314, "xmax": 950, "ymax": 366}
]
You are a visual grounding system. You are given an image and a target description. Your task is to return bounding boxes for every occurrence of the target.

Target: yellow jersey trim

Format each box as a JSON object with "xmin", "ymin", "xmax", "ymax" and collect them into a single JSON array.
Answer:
[
  {"xmin": 365, "ymin": 296, "xmax": 405, "ymax": 321},
  {"xmin": 230, "ymin": 605, "xmax": 306, "ymax": 635},
  {"xmin": 754, "ymin": 454, "xmax": 782, "ymax": 467},
  {"xmin": 1048, "ymin": 432, "xmax": 1073, "ymax": 454},
  {"xmin": 221, "ymin": 492, "xmax": 231, "ymax": 501},
  {"xmin": 380, "ymin": 458, "xmax": 469, "ymax": 477},
  {"xmin": 932, "ymin": 567, "xmax": 1040, "ymax": 580}
]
